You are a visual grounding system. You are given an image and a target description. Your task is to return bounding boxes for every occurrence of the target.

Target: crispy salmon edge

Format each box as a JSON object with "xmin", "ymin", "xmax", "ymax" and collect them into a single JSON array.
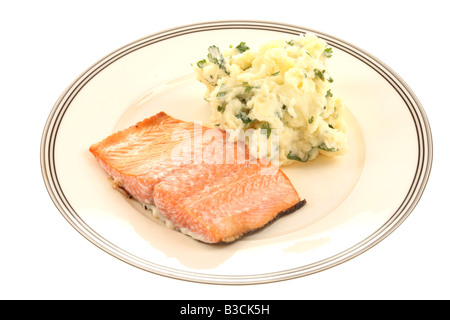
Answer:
[{"xmin": 216, "ymin": 198, "xmax": 307, "ymax": 244}]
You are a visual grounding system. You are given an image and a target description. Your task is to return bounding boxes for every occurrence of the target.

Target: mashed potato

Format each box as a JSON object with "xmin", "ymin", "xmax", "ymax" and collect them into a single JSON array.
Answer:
[{"xmin": 194, "ymin": 33, "xmax": 347, "ymax": 165}]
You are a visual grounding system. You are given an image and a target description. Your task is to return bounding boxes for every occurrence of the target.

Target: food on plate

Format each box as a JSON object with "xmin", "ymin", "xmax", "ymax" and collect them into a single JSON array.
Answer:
[
  {"xmin": 89, "ymin": 112, "xmax": 305, "ymax": 243},
  {"xmin": 194, "ymin": 33, "xmax": 348, "ymax": 165}
]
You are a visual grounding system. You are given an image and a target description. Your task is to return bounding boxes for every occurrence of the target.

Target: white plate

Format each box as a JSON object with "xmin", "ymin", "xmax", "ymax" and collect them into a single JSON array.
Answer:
[{"xmin": 41, "ymin": 21, "xmax": 432, "ymax": 284}]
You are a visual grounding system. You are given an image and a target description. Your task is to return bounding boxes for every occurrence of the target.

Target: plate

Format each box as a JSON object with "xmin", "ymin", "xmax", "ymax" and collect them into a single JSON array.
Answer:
[{"xmin": 40, "ymin": 20, "xmax": 432, "ymax": 284}]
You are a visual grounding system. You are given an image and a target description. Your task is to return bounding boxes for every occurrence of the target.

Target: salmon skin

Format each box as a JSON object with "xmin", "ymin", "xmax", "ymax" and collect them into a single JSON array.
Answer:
[{"xmin": 89, "ymin": 112, "xmax": 305, "ymax": 243}]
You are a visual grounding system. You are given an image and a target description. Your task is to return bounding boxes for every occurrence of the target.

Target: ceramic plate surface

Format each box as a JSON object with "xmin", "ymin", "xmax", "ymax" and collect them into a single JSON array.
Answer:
[{"xmin": 41, "ymin": 21, "xmax": 432, "ymax": 284}]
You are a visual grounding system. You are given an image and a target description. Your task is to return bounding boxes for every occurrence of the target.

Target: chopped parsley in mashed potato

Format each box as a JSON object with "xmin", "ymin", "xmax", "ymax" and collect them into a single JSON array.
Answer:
[{"xmin": 194, "ymin": 33, "xmax": 348, "ymax": 165}]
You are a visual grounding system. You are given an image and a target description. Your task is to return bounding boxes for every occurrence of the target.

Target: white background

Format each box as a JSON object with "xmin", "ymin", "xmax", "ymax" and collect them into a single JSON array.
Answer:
[{"xmin": 1, "ymin": 0, "xmax": 448, "ymax": 300}]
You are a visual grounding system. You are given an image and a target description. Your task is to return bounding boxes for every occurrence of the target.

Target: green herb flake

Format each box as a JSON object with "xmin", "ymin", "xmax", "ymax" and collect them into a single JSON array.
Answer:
[
  {"xmin": 207, "ymin": 45, "xmax": 230, "ymax": 75},
  {"xmin": 324, "ymin": 46, "xmax": 333, "ymax": 58},
  {"xmin": 314, "ymin": 69, "xmax": 325, "ymax": 81},
  {"xmin": 286, "ymin": 40, "xmax": 295, "ymax": 46},
  {"xmin": 236, "ymin": 42, "xmax": 250, "ymax": 53},
  {"xmin": 308, "ymin": 116, "xmax": 314, "ymax": 124},
  {"xmin": 217, "ymin": 105, "xmax": 225, "ymax": 112},
  {"xmin": 325, "ymin": 89, "xmax": 333, "ymax": 98},
  {"xmin": 327, "ymin": 76, "xmax": 334, "ymax": 83},
  {"xmin": 235, "ymin": 111, "xmax": 252, "ymax": 125},
  {"xmin": 243, "ymin": 82, "xmax": 260, "ymax": 94},
  {"xmin": 261, "ymin": 123, "xmax": 271, "ymax": 138},
  {"xmin": 287, "ymin": 151, "xmax": 308, "ymax": 162},
  {"xmin": 216, "ymin": 91, "xmax": 227, "ymax": 98},
  {"xmin": 271, "ymin": 71, "xmax": 280, "ymax": 76},
  {"xmin": 318, "ymin": 142, "xmax": 337, "ymax": 152},
  {"xmin": 197, "ymin": 59, "xmax": 206, "ymax": 68}
]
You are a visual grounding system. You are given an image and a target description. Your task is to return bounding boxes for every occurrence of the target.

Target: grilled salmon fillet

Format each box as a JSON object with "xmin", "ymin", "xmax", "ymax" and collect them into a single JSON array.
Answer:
[{"xmin": 89, "ymin": 112, "xmax": 305, "ymax": 243}]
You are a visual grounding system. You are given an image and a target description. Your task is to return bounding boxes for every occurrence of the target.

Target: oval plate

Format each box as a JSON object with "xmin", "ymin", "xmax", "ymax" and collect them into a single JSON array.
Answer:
[{"xmin": 41, "ymin": 21, "xmax": 432, "ymax": 284}]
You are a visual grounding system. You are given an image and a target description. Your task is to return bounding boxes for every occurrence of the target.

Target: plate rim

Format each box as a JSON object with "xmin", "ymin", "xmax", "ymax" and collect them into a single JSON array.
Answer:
[{"xmin": 40, "ymin": 20, "xmax": 433, "ymax": 285}]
